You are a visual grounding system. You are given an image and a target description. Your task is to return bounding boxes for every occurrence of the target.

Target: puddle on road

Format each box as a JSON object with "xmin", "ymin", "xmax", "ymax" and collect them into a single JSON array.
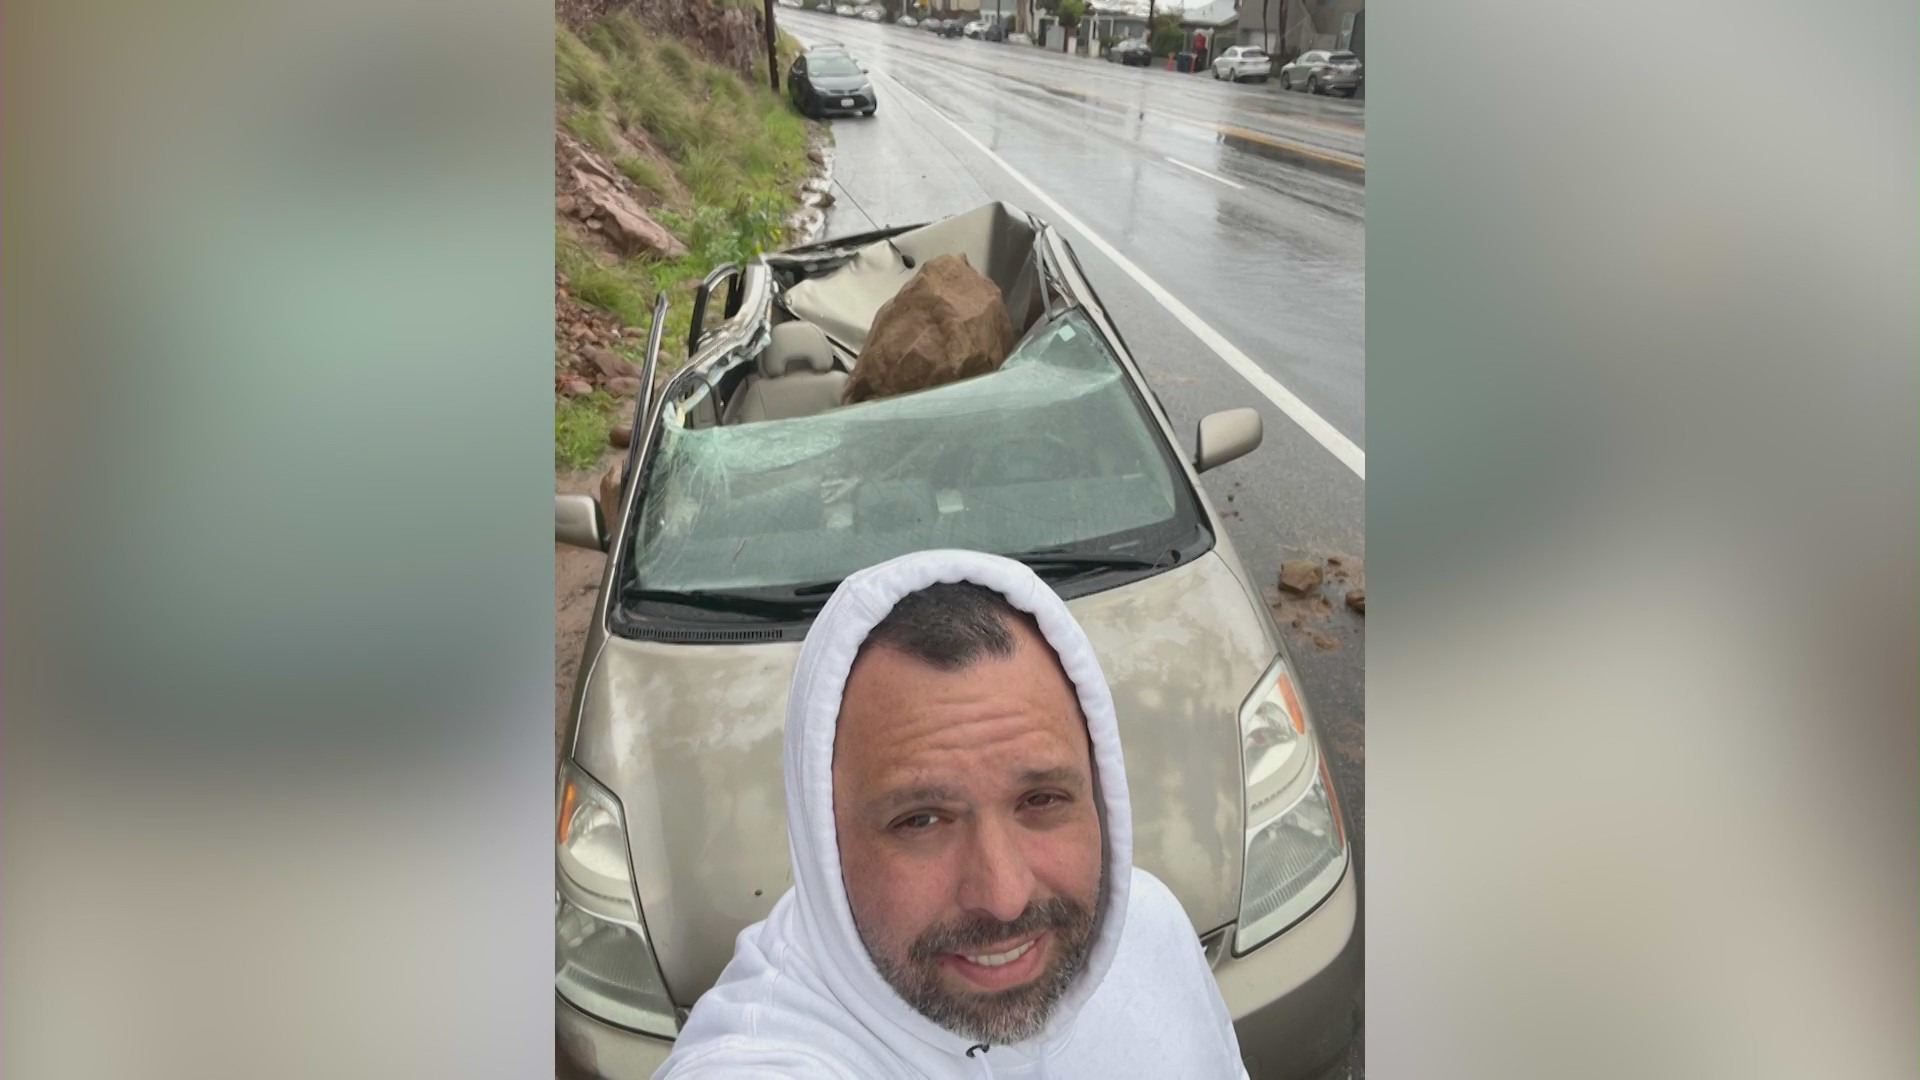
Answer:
[{"xmin": 1003, "ymin": 83, "xmax": 1135, "ymax": 129}]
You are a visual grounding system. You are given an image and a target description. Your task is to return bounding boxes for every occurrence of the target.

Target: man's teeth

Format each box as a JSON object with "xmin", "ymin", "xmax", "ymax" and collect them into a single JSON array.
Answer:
[{"xmin": 962, "ymin": 940, "xmax": 1036, "ymax": 967}]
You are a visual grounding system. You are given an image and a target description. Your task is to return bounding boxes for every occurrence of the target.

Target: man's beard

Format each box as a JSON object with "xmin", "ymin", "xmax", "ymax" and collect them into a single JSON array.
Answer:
[{"xmin": 858, "ymin": 894, "xmax": 1099, "ymax": 1046}]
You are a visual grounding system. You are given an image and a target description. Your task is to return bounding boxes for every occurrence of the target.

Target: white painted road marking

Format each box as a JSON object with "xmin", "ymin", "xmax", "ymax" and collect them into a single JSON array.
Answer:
[
  {"xmin": 884, "ymin": 72, "xmax": 1367, "ymax": 479},
  {"xmin": 1164, "ymin": 155, "xmax": 1246, "ymax": 190}
]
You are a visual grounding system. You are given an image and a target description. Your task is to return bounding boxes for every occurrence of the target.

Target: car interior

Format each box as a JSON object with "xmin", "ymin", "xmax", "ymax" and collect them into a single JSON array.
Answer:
[
  {"xmin": 719, "ymin": 322, "xmax": 848, "ymax": 424},
  {"xmin": 673, "ymin": 203, "xmax": 1053, "ymax": 433}
]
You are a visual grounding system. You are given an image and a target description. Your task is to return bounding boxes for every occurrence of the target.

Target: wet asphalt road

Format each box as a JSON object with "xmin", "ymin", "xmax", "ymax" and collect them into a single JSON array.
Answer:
[{"xmin": 784, "ymin": 13, "xmax": 1366, "ymax": 1074}]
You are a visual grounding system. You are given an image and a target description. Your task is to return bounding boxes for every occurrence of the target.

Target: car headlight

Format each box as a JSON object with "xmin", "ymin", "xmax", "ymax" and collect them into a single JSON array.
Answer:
[
  {"xmin": 1234, "ymin": 656, "xmax": 1348, "ymax": 954},
  {"xmin": 556, "ymin": 758, "xmax": 679, "ymax": 1037}
]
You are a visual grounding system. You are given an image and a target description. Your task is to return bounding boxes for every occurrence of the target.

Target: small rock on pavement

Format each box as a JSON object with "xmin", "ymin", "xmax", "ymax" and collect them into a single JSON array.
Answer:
[
  {"xmin": 605, "ymin": 376, "xmax": 642, "ymax": 397},
  {"xmin": 1345, "ymin": 588, "xmax": 1366, "ymax": 615},
  {"xmin": 561, "ymin": 379, "xmax": 593, "ymax": 397},
  {"xmin": 608, "ymin": 425, "xmax": 633, "ymax": 449},
  {"xmin": 1277, "ymin": 559, "xmax": 1324, "ymax": 596}
]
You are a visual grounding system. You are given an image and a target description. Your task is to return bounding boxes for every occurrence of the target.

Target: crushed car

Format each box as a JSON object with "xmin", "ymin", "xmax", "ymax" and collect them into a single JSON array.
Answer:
[{"xmin": 554, "ymin": 203, "xmax": 1358, "ymax": 1080}]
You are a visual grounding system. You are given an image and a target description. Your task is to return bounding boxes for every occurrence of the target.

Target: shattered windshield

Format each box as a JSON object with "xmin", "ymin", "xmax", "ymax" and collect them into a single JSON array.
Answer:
[{"xmin": 625, "ymin": 310, "xmax": 1200, "ymax": 603}]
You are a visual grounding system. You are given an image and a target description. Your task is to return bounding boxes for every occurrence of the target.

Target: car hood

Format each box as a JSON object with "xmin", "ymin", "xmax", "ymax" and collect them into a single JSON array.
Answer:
[
  {"xmin": 808, "ymin": 75, "xmax": 867, "ymax": 93},
  {"xmin": 570, "ymin": 550, "xmax": 1277, "ymax": 1005}
]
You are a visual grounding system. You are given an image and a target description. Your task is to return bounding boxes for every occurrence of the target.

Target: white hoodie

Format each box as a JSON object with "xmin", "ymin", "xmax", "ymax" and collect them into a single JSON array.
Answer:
[{"xmin": 655, "ymin": 550, "xmax": 1247, "ymax": 1080}]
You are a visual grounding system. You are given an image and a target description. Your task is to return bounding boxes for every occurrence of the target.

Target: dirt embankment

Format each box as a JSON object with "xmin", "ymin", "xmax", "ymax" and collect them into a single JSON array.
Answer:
[{"xmin": 557, "ymin": 0, "xmax": 768, "ymax": 83}]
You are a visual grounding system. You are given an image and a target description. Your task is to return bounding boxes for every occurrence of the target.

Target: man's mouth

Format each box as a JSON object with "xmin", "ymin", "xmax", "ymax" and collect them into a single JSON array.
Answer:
[
  {"xmin": 940, "ymin": 932, "xmax": 1049, "ymax": 990},
  {"xmin": 961, "ymin": 939, "xmax": 1036, "ymax": 968}
]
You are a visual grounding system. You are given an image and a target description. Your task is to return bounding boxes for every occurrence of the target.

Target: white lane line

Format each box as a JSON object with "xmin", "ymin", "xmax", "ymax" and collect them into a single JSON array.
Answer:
[
  {"xmin": 886, "ymin": 75, "xmax": 1366, "ymax": 479},
  {"xmin": 1164, "ymin": 155, "xmax": 1246, "ymax": 190}
]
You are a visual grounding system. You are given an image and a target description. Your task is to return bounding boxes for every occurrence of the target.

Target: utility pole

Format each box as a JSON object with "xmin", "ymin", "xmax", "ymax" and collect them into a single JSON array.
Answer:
[{"xmin": 763, "ymin": 0, "xmax": 780, "ymax": 92}]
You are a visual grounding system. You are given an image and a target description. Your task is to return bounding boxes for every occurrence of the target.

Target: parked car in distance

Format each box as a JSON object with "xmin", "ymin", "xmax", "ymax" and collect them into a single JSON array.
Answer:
[
  {"xmin": 1211, "ymin": 45, "xmax": 1272, "ymax": 82},
  {"xmin": 962, "ymin": 18, "xmax": 988, "ymax": 37},
  {"xmin": 832, "ymin": 3, "xmax": 856, "ymax": 15},
  {"xmin": 554, "ymin": 201, "xmax": 1358, "ymax": 1080},
  {"xmin": 1278, "ymin": 49, "xmax": 1362, "ymax": 95},
  {"xmin": 858, "ymin": 6, "xmax": 883, "ymax": 20},
  {"xmin": 1106, "ymin": 38, "xmax": 1153, "ymax": 65},
  {"xmin": 933, "ymin": 18, "xmax": 964, "ymax": 37},
  {"xmin": 1007, "ymin": 30, "xmax": 1034, "ymax": 45},
  {"xmin": 786, "ymin": 48, "xmax": 877, "ymax": 117},
  {"xmin": 896, "ymin": 14, "xmax": 917, "ymax": 26}
]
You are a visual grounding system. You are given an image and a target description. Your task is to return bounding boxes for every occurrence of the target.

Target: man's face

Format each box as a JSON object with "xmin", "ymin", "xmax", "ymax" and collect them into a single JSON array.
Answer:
[{"xmin": 832, "ymin": 618, "xmax": 1104, "ymax": 1045}]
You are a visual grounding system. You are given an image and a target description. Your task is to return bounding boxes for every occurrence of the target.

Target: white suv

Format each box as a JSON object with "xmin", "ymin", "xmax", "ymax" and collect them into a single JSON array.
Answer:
[{"xmin": 1211, "ymin": 45, "xmax": 1274, "ymax": 83}]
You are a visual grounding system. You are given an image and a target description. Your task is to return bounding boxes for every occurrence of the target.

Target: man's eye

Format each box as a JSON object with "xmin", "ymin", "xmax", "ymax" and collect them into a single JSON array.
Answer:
[
  {"xmin": 1024, "ymin": 793, "xmax": 1066, "ymax": 810},
  {"xmin": 893, "ymin": 812, "xmax": 940, "ymax": 832}
]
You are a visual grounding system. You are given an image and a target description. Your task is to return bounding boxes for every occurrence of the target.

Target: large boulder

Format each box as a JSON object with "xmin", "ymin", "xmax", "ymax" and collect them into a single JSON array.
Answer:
[{"xmin": 843, "ymin": 253, "xmax": 1016, "ymax": 405}]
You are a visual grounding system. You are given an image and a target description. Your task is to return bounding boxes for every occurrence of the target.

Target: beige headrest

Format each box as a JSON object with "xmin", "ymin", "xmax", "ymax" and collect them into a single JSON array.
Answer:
[{"xmin": 760, "ymin": 322, "xmax": 835, "ymax": 377}]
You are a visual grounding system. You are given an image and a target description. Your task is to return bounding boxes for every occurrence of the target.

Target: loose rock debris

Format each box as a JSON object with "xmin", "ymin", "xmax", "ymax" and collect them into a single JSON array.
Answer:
[
  {"xmin": 1277, "ymin": 559, "xmax": 1324, "ymax": 596},
  {"xmin": 1267, "ymin": 552, "xmax": 1366, "ymax": 649}
]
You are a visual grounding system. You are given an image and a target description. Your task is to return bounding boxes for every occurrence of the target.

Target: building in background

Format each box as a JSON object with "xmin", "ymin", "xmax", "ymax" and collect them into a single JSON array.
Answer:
[
  {"xmin": 1177, "ymin": 0, "xmax": 1238, "ymax": 63},
  {"xmin": 1238, "ymin": 0, "xmax": 1363, "ymax": 62},
  {"xmin": 1087, "ymin": 3, "xmax": 1149, "ymax": 44}
]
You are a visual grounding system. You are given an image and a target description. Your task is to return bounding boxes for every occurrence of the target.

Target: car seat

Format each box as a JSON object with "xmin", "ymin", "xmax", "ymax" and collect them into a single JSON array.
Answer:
[{"xmin": 723, "ymin": 322, "xmax": 850, "ymax": 424}]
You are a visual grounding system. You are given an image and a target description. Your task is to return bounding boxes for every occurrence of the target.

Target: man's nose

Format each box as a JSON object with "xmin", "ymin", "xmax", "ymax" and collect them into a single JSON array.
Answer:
[{"xmin": 957, "ymin": 815, "xmax": 1036, "ymax": 924}]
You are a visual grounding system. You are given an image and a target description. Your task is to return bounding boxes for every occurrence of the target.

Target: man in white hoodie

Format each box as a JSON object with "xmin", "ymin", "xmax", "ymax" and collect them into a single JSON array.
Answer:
[{"xmin": 656, "ymin": 549, "xmax": 1247, "ymax": 1079}]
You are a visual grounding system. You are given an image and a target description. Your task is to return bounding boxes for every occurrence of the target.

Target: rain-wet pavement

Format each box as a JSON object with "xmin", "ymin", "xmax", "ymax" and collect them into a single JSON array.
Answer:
[{"xmin": 785, "ymin": 13, "xmax": 1365, "ymax": 1076}]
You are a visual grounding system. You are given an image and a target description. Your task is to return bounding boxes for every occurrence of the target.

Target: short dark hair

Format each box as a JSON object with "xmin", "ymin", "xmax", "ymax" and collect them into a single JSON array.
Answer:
[{"xmin": 860, "ymin": 582, "xmax": 1037, "ymax": 671}]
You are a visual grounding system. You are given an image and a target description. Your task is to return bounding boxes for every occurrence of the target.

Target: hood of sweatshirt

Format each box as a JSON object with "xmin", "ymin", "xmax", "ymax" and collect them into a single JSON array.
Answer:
[{"xmin": 779, "ymin": 548, "xmax": 1134, "ymax": 1067}]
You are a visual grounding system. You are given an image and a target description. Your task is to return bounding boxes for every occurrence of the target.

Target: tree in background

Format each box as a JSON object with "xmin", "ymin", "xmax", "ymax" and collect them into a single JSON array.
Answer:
[
  {"xmin": 1149, "ymin": 11, "xmax": 1184, "ymax": 54},
  {"xmin": 1052, "ymin": 0, "xmax": 1082, "ymax": 47}
]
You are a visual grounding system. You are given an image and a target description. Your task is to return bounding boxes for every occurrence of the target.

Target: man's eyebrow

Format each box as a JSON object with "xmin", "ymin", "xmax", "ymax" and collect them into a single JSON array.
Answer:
[
  {"xmin": 1018, "ymin": 766, "xmax": 1086, "ymax": 791},
  {"xmin": 867, "ymin": 785, "xmax": 966, "ymax": 816}
]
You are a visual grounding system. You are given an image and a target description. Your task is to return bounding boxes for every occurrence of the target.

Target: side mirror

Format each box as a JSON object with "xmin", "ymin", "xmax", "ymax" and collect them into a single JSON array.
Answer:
[
  {"xmin": 1194, "ymin": 407, "xmax": 1262, "ymax": 472},
  {"xmin": 555, "ymin": 493, "xmax": 607, "ymax": 551}
]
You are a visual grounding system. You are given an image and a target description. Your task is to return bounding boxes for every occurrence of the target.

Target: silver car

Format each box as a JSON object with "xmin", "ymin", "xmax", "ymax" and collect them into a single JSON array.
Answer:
[
  {"xmin": 554, "ymin": 203, "xmax": 1358, "ymax": 1080},
  {"xmin": 1279, "ymin": 49, "xmax": 1363, "ymax": 96}
]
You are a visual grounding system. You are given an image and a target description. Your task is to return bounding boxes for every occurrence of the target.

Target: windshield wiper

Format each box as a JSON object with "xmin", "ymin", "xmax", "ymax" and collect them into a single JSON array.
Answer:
[
  {"xmin": 1012, "ymin": 549, "xmax": 1172, "ymax": 577},
  {"xmin": 625, "ymin": 587, "xmax": 823, "ymax": 619},
  {"xmin": 630, "ymin": 553, "xmax": 1167, "ymax": 616}
]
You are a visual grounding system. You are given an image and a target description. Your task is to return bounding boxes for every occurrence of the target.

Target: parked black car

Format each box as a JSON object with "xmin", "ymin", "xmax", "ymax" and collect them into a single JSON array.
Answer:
[
  {"xmin": 1106, "ymin": 38, "xmax": 1154, "ymax": 66},
  {"xmin": 786, "ymin": 48, "xmax": 876, "ymax": 118},
  {"xmin": 931, "ymin": 18, "xmax": 964, "ymax": 37}
]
